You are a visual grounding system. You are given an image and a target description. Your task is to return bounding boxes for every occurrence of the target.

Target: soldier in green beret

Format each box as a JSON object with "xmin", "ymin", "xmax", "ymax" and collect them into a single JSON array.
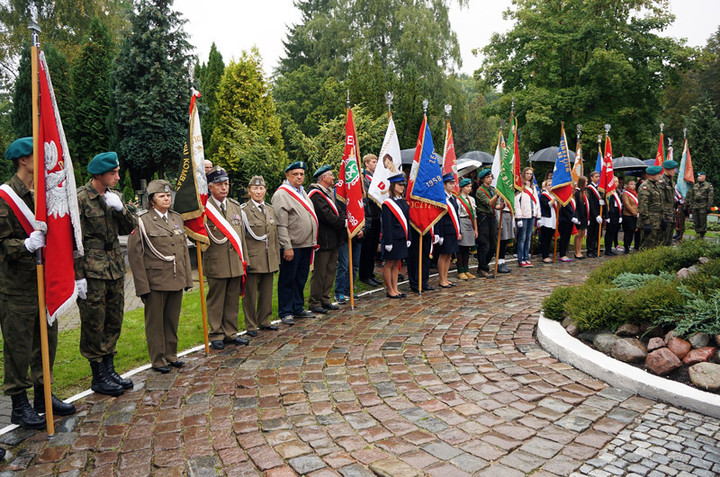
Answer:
[
  {"xmin": 638, "ymin": 166, "xmax": 664, "ymax": 249},
  {"xmin": 76, "ymin": 152, "xmax": 137, "ymax": 396},
  {"xmin": 686, "ymin": 171, "xmax": 715, "ymax": 239},
  {"xmin": 659, "ymin": 159, "xmax": 678, "ymax": 245},
  {"xmin": 0, "ymin": 137, "xmax": 75, "ymax": 432}
]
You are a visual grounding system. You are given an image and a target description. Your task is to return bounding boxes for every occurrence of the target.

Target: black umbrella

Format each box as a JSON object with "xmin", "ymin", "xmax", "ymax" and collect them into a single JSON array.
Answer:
[
  {"xmin": 458, "ymin": 150, "xmax": 493, "ymax": 165},
  {"xmin": 401, "ymin": 148, "xmax": 415, "ymax": 166},
  {"xmin": 612, "ymin": 156, "xmax": 647, "ymax": 170},
  {"xmin": 529, "ymin": 146, "xmax": 576, "ymax": 163}
]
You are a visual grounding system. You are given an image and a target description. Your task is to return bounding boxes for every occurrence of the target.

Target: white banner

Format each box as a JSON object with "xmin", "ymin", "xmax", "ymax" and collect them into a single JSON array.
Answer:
[{"xmin": 368, "ymin": 117, "xmax": 402, "ymax": 205}]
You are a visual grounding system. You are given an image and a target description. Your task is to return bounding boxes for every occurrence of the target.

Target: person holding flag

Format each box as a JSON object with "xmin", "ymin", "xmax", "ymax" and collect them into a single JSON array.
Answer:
[
  {"xmin": 76, "ymin": 152, "xmax": 136, "ymax": 396},
  {"xmin": 381, "ymin": 173, "xmax": 410, "ymax": 298},
  {"xmin": 687, "ymin": 172, "xmax": 715, "ymax": 239},
  {"xmin": 586, "ymin": 170, "xmax": 604, "ymax": 257},
  {"xmin": 436, "ymin": 173, "xmax": 461, "ymax": 287},
  {"xmin": 572, "ymin": 176, "xmax": 591, "ymax": 259},
  {"xmin": 475, "ymin": 169, "xmax": 499, "ymax": 278},
  {"xmin": 514, "ymin": 167, "xmax": 541, "ymax": 267}
]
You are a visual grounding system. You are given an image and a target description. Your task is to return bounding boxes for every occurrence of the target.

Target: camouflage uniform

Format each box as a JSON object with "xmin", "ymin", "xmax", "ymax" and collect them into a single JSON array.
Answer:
[
  {"xmin": 75, "ymin": 181, "xmax": 136, "ymax": 362},
  {"xmin": 0, "ymin": 174, "xmax": 58, "ymax": 395},
  {"xmin": 659, "ymin": 173, "xmax": 676, "ymax": 245},
  {"xmin": 638, "ymin": 178, "xmax": 664, "ymax": 250},
  {"xmin": 687, "ymin": 180, "xmax": 715, "ymax": 237}
]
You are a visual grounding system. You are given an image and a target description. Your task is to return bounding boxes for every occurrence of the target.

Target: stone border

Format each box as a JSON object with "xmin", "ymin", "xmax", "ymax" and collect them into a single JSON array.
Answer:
[{"xmin": 537, "ymin": 314, "xmax": 720, "ymax": 418}]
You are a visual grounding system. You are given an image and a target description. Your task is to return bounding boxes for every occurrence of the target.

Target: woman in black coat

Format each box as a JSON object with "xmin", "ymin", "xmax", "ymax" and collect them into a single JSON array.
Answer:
[
  {"xmin": 572, "ymin": 176, "xmax": 590, "ymax": 259},
  {"xmin": 539, "ymin": 180, "xmax": 557, "ymax": 263},
  {"xmin": 381, "ymin": 174, "xmax": 410, "ymax": 298}
]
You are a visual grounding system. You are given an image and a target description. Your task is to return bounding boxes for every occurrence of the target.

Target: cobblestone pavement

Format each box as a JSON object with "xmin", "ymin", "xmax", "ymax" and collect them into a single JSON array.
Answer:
[{"xmin": 0, "ymin": 258, "xmax": 718, "ymax": 476}]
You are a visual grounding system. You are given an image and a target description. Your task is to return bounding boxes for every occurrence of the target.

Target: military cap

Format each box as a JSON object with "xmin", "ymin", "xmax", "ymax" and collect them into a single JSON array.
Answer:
[
  {"xmin": 442, "ymin": 172, "xmax": 456, "ymax": 183},
  {"xmin": 88, "ymin": 151, "xmax": 120, "ymax": 175},
  {"xmin": 5, "ymin": 137, "xmax": 33, "ymax": 161},
  {"xmin": 147, "ymin": 179, "xmax": 172, "ymax": 196},
  {"xmin": 478, "ymin": 169, "xmax": 492, "ymax": 180},
  {"xmin": 459, "ymin": 178, "xmax": 472, "ymax": 188},
  {"xmin": 697, "ymin": 171, "xmax": 706, "ymax": 176},
  {"xmin": 388, "ymin": 173, "xmax": 406, "ymax": 184},
  {"xmin": 313, "ymin": 164, "xmax": 332, "ymax": 179},
  {"xmin": 663, "ymin": 159, "xmax": 678, "ymax": 170},
  {"xmin": 646, "ymin": 165, "xmax": 662, "ymax": 175},
  {"xmin": 285, "ymin": 161, "xmax": 306, "ymax": 173},
  {"xmin": 248, "ymin": 175, "xmax": 266, "ymax": 188},
  {"xmin": 207, "ymin": 167, "xmax": 229, "ymax": 184}
]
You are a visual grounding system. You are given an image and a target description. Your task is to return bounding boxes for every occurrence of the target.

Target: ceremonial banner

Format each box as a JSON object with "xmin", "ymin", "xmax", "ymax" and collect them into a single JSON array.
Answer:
[
  {"xmin": 441, "ymin": 119, "xmax": 459, "ymax": 195},
  {"xmin": 368, "ymin": 117, "xmax": 402, "ymax": 205},
  {"xmin": 654, "ymin": 130, "xmax": 665, "ymax": 167},
  {"xmin": 571, "ymin": 139, "xmax": 583, "ymax": 184},
  {"xmin": 511, "ymin": 117, "xmax": 522, "ymax": 191},
  {"xmin": 496, "ymin": 126, "xmax": 516, "ymax": 215},
  {"xmin": 599, "ymin": 135, "xmax": 616, "ymax": 195},
  {"xmin": 336, "ymin": 108, "xmax": 365, "ymax": 238},
  {"xmin": 407, "ymin": 115, "xmax": 446, "ymax": 234},
  {"xmin": 175, "ymin": 90, "xmax": 209, "ymax": 247},
  {"xmin": 594, "ymin": 145, "xmax": 603, "ymax": 174},
  {"xmin": 676, "ymin": 138, "xmax": 695, "ymax": 199},
  {"xmin": 37, "ymin": 51, "xmax": 84, "ymax": 323},
  {"xmin": 490, "ymin": 131, "xmax": 505, "ymax": 188},
  {"xmin": 550, "ymin": 124, "xmax": 574, "ymax": 206}
]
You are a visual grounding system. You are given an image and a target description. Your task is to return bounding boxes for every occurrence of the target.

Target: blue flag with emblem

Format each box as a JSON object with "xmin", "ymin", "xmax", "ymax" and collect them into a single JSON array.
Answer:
[
  {"xmin": 407, "ymin": 115, "xmax": 447, "ymax": 233},
  {"xmin": 550, "ymin": 124, "xmax": 574, "ymax": 206}
]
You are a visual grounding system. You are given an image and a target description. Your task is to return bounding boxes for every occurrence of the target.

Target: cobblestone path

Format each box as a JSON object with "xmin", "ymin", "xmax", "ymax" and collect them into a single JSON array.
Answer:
[{"xmin": 1, "ymin": 259, "xmax": 718, "ymax": 476}]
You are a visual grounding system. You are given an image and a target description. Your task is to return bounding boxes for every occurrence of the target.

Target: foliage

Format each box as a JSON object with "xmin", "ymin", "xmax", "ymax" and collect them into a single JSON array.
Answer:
[
  {"xmin": 113, "ymin": 0, "xmax": 192, "ymax": 186},
  {"xmin": 194, "ymin": 42, "xmax": 225, "ymax": 144},
  {"xmin": 479, "ymin": 0, "xmax": 694, "ymax": 160},
  {"xmin": 655, "ymin": 285, "xmax": 720, "ymax": 337},
  {"xmin": 681, "ymin": 258, "xmax": 720, "ymax": 297},
  {"xmin": 565, "ymin": 285, "xmax": 628, "ymax": 331},
  {"xmin": 612, "ymin": 271, "xmax": 675, "ymax": 289},
  {"xmin": 11, "ymin": 45, "xmax": 32, "ymax": 138},
  {"xmin": 685, "ymin": 99, "xmax": 720, "ymax": 207},
  {"xmin": 622, "ymin": 278, "xmax": 684, "ymax": 326},
  {"xmin": 541, "ymin": 285, "xmax": 576, "ymax": 321}
]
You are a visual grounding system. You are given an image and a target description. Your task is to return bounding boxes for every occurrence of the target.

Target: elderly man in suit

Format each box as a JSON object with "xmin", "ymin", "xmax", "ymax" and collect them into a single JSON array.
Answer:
[{"xmin": 241, "ymin": 176, "xmax": 280, "ymax": 336}]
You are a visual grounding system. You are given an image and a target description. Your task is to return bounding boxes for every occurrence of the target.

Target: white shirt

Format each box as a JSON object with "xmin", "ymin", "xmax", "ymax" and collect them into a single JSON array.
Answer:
[{"xmin": 154, "ymin": 209, "xmax": 168, "ymax": 222}]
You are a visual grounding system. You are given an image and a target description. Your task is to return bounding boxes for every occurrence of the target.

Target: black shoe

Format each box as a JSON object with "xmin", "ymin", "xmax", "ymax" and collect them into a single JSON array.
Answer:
[
  {"xmin": 281, "ymin": 316, "xmax": 295, "ymax": 326},
  {"xmin": 323, "ymin": 303, "xmax": 340, "ymax": 311},
  {"xmin": 369, "ymin": 277, "xmax": 382, "ymax": 286},
  {"xmin": 152, "ymin": 366, "xmax": 170, "ymax": 374},
  {"xmin": 11, "ymin": 392, "xmax": 45, "ymax": 430},
  {"xmin": 309, "ymin": 306, "xmax": 327, "ymax": 314},
  {"xmin": 587, "ymin": 252, "xmax": 597, "ymax": 258},
  {"xmin": 260, "ymin": 325, "xmax": 279, "ymax": 331},
  {"xmin": 168, "ymin": 360, "xmax": 184, "ymax": 368},
  {"xmin": 90, "ymin": 360, "xmax": 124, "ymax": 396},
  {"xmin": 210, "ymin": 340, "xmax": 225, "ymax": 350},
  {"xmin": 398, "ymin": 274, "xmax": 406, "ymax": 281},
  {"xmin": 294, "ymin": 310, "xmax": 316, "ymax": 318},
  {"xmin": 227, "ymin": 336, "xmax": 249, "ymax": 346},
  {"xmin": 33, "ymin": 386, "xmax": 76, "ymax": 416},
  {"xmin": 605, "ymin": 250, "xmax": 616, "ymax": 256},
  {"xmin": 574, "ymin": 255, "xmax": 586, "ymax": 260},
  {"xmin": 386, "ymin": 293, "xmax": 403, "ymax": 299},
  {"xmin": 103, "ymin": 355, "xmax": 133, "ymax": 390},
  {"xmin": 246, "ymin": 330, "xmax": 258, "ymax": 337},
  {"xmin": 439, "ymin": 283, "xmax": 453, "ymax": 288},
  {"xmin": 498, "ymin": 264, "xmax": 511, "ymax": 274},
  {"xmin": 423, "ymin": 285, "xmax": 435, "ymax": 291},
  {"xmin": 410, "ymin": 287, "xmax": 419, "ymax": 293}
]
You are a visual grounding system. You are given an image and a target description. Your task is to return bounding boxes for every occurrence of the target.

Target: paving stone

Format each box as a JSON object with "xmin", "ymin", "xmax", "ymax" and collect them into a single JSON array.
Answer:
[
  {"xmin": 421, "ymin": 441, "xmax": 463, "ymax": 460},
  {"xmin": 368, "ymin": 457, "xmax": 420, "ymax": 477}
]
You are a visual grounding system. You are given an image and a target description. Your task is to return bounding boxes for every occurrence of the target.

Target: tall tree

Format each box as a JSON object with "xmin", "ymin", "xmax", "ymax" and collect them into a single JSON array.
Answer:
[
  {"xmin": 194, "ymin": 42, "xmax": 225, "ymax": 143},
  {"xmin": 113, "ymin": 0, "xmax": 192, "ymax": 184}
]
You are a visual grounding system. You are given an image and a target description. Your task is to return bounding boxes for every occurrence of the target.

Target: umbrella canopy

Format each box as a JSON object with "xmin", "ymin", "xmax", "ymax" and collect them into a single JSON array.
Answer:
[
  {"xmin": 529, "ymin": 146, "xmax": 576, "ymax": 163},
  {"xmin": 458, "ymin": 150, "xmax": 493, "ymax": 165},
  {"xmin": 612, "ymin": 156, "xmax": 647, "ymax": 170},
  {"xmin": 401, "ymin": 148, "xmax": 415, "ymax": 166},
  {"xmin": 456, "ymin": 159, "xmax": 484, "ymax": 177},
  {"xmin": 644, "ymin": 159, "xmax": 655, "ymax": 166}
]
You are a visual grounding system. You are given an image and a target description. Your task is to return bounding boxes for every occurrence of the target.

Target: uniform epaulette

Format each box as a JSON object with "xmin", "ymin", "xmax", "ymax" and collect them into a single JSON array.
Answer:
[
  {"xmin": 168, "ymin": 209, "xmax": 180, "ymax": 216},
  {"xmin": 229, "ymin": 198, "xmax": 241, "ymax": 206},
  {"xmin": 137, "ymin": 209, "xmax": 148, "ymax": 216},
  {"xmin": 240, "ymin": 202, "xmax": 249, "ymax": 209}
]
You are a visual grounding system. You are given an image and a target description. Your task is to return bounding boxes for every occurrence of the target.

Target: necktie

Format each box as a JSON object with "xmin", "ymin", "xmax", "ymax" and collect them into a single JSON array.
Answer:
[
  {"xmin": 163, "ymin": 215, "xmax": 168, "ymax": 224},
  {"xmin": 258, "ymin": 203, "xmax": 264, "ymax": 215},
  {"xmin": 221, "ymin": 202, "xmax": 226, "ymax": 217}
]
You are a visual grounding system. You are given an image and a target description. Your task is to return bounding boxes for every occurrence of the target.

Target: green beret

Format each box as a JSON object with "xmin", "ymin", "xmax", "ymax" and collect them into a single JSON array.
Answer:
[
  {"xmin": 663, "ymin": 159, "xmax": 678, "ymax": 170},
  {"xmin": 697, "ymin": 171, "xmax": 706, "ymax": 176},
  {"xmin": 478, "ymin": 169, "xmax": 492, "ymax": 180},
  {"xmin": 88, "ymin": 152, "xmax": 120, "ymax": 175},
  {"xmin": 646, "ymin": 165, "xmax": 662, "ymax": 175},
  {"xmin": 5, "ymin": 137, "xmax": 33, "ymax": 161},
  {"xmin": 285, "ymin": 161, "xmax": 306, "ymax": 173},
  {"xmin": 459, "ymin": 178, "xmax": 472, "ymax": 188},
  {"xmin": 147, "ymin": 179, "xmax": 172, "ymax": 196},
  {"xmin": 313, "ymin": 165, "xmax": 332, "ymax": 179}
]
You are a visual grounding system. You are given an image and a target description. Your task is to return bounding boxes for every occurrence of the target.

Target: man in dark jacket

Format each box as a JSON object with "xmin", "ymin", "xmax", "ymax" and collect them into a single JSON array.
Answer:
[
  {"xmin": 359, "ymin": 154, "xmax": 381, "ymax": 286},
  {"xmin": 586, "ymin": 171, "xmax": 604, "ymax": 257}
]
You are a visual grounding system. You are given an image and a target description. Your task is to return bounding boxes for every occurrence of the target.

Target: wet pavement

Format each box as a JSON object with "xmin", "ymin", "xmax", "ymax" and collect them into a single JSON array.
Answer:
[{"xmin": 0, "ymin": 258, "xmax": 718, "ymax": 476}]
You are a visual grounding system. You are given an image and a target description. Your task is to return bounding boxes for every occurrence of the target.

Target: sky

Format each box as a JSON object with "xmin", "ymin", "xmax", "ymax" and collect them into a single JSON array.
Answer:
[{"xmin": 174, "ymin": 0, "xmax": 720, "ymax": 78}]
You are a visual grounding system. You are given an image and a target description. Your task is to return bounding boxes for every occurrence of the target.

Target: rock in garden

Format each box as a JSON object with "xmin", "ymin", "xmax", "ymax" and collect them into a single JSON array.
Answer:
[
  {"xmin": 667, "ymin": 337, "xmax": 692, "ymax": 359},
  {"xmin": 664, "ymin": 330, "xmax": 678, "ymax": 343},
  {"xmin": 561, "ymin": 316, "xmax": 575, "ymax": 328},
  {"xmin": 565, "ymin": 322, "xmax": 579, "ymax": 337},
  {"xmin": 688, "ymin": 332, "xmax": 710, "ymax": 349},
  {"xmin": 689, "ymin": 362, "xmax": 720, "ymax": 391},
  {"xmin": 699, "ymin": 256, "xmax": 710, "ymax": 265},
  {"xmin": 683, "ymin": 347, "xmax": 716, "ymax": 365},
  {"xmin": 611, "ymin": 338, "xmax": 647, "ymax": 363},
  {"xmin": 579, "ymin": 331, "xmax": 598, "ymax": 342},
  {"xmin": 594, "ymin": 333, "xmax": 619, "ymax": 353},
  {"xmin": 645, "ymin": 348, "xmax": 683, "ymax": 376},
  {"xmin": 615, "ymin": 323, "xmax": 640, "ymax": 337},
  {"xmin": 676, "ymin": 268, "xmax": 690, "ymax": 279},
  {"xmin": 687, "ymin": 265, "xmax": 700, "ymax": 275},
  {"xmin": 647, "ymin": 337, "xmax": 666, "ymax": 352},
  {"xmin": 715, "ymin": 334, "xmax": 720, "ymax": 347}
]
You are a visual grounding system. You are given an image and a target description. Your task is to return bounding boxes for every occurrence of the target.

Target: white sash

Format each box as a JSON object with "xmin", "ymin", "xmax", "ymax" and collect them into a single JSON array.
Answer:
[
  {"xmin": 0, "ymin": 183, "xmax": 37, "ymax": 234},
  {"xmin": 384, "ymin": 198, "xmax": 408, "ymax": 240},
  {"xmin": 205, "ymin": 201, "xmax": 245, "ymax": 262}
]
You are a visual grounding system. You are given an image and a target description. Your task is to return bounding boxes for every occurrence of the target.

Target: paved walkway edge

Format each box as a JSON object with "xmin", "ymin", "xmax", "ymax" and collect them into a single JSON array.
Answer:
[{"xmin": 537, "ymin": 314, "xmax": 720, "ymax": 418}]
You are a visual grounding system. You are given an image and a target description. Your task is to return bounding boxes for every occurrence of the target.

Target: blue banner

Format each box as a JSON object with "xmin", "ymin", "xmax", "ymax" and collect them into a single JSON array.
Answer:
[{"xmin": 409, "ymin": 121, "xmax": 447, "ymax": 207}]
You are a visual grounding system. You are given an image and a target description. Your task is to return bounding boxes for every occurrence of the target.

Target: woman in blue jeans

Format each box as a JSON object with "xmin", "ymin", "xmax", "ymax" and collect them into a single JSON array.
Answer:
[{"xmin": 513, "ymin": 167, "xmax": 541, "ymax": 267}]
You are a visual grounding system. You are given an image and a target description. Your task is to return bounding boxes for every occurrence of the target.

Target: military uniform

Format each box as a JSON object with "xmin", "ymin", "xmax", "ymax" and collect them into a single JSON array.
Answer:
[
  {"xmin": 687, "ymin": 180, "xmax": 715, "ymax": 237},
  {"xmin": 241, "ymin": 199, "xmax": 280, "ymax": 331},
  {"xmin": 475, "ymin": 183, "xmax": 497, "ymax": 274},
  {"xmin": 638, "ymin": 178, "xmax": 664, "ymax": 250},
  {"xmin": 659, "ymin": 172, "xmax": 676, "ymax": 245},
  {"xmin": 128, "ymin": 199, "xmax": 193, "ymax": 370},
  {"xmin": 204, "ymin": 196, "xmax": 247, "ymax": 342}
]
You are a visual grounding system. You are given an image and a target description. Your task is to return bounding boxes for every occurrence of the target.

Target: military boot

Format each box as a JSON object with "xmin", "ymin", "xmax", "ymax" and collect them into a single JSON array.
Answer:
[
  {"xmin": 33, "ymin": 385, "xmax": 76, "ymax": 416},
  {"xmin": 10, "ymin": 391, "xmax": 46, "ymax": 429},
  {"xmin": 103, "ymin": 355, "xmax": 133, "ymax": 390},
  {"xmin": 90, "ymin": 360, "xmax": 124, "ymax": 396}
]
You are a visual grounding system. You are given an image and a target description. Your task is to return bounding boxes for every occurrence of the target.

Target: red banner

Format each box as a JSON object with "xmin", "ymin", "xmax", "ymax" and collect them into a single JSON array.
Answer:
[
  {"xmin": 600, "ymin": 136, "xmax": 616, "ymax": 195},
  {"xmin": 441, "ymin": 119, "xmax": 459, "ymax": 195},
  {"xmin": 336, "ymin": 108, "xmax": 365, "ymax": 238}
]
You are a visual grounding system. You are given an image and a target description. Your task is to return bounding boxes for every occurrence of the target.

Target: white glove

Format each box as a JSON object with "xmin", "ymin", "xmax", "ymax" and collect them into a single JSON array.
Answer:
[
  {"xmin": 599, "ymin": 199, "xmax": 605, "ymax": 206},
  {"xmin": 438, "ymin": 237, "xmax": 444, "ymax": 245},
  {"xmin": 76, "ymin": 278, "xmax": 87, "ymax": 300},
  {"xmin": 619, "ymin": 217, "xmax": 623, "ymax": 224},
  {"xmin": 24, "ymin": 230, "xmax": 45, "ymax": 252},
  {"xmin": 433, "ymin": 234, "xmax": 440, "ymax": 244},
  {"xmin": 571, "ymin": 217, "xmax": 580, "ymax": 225},
  {"xmin": 104, "ymin": 192, "xmax": 124, "ymax": 212},
  {"xmin": 385, "ymin": 245, "xmax": 393, "ymax": 252},
  {"xmin": 406, "ymin": 240, "xmax": 412, "ymax": 248},
  {"xmin": 596, "ymin": 216, "xmax": 602, "ymax": 224},
  {"xmin": 605, "ymin": 218, "xmax": 610, "ymax": 224},
  {"xmin": 344, "ymin": 219, "xmax": 348, "ymax": 228},
  {"xmin": 517, "ymin": 220, "xmax": 523, "ymax": 228}
]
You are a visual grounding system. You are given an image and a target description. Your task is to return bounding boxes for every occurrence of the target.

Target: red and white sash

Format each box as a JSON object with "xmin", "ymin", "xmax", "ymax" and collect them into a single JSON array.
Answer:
[
  {"xmin": 205, "ymin": 202, "xmax": 246, "ymax": 263},
  {"xmin": 523, "ymin": 187, "xmax": 538, "ymax": 204},
  {"xmin": 446, "ymin": 196, "xmax": 460, "ymax": 238},
  {"xmin": 0, "ymin": 184, "xmax": 36, "ymax": 236},
  {"xmin": 588, "ymin": 183, "xmax": 601, "ymax": 201},
  {"xmin": 623, "ymin": 190, "xmax": 638, "ymax": 207},
  {"xmin": 308, "ymin": 188, "xmax": 339, "ymax": 216},
  {"xmin": 584, "ymin": 195, "xmax": 590, "ymax": 221},
  {"xmin": 384, "ymin": 198, "xmax": 408, "ymax": 240},
  {"xmin": 279, "ymin": 184, "xmax": 319, "ymax": 231},
  {"xmin": 610, "ymin": 191, "xmax": 622, "ymax": 214}
]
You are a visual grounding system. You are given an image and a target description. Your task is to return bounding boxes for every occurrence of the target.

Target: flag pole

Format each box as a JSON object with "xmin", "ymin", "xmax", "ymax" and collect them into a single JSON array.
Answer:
[
  {"xmin": 347, "ymin": 93, "xmax": 356, "ymax": 310},
  {"xmin": 195, "ymin": 243, "xmax": 210, "ymax": 354},
  {"xmin": 418, "ymin": 101, "xmax": 429, "ymax": 295},
  {"xmin": 598, "ymin": 125, "xmax": 610, "ymax": 256},
  {"xmin": 30, "ymin": 20, "xmax": 55, "ymax": 437},
  {"xmin": 494, "ymin": 209, "xmax": 503, "ymax": 276}
]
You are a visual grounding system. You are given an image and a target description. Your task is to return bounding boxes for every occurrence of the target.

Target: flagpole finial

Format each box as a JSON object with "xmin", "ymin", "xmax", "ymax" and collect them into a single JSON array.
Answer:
[
  {"xmin": 684, "ymin": 127, "xmax": 687, "ymax": 139},
  {"xmin": 576, "ymin": 124, "xmax": 583, "ymax": 139},
  {"xmin": 511, "ymin": 97, "xmax": 515, "ymax": 115},
  {"xmin": 604, "ymin": 124, "xmax": 611, "ymax": 136},
  {"xmin": 668, "ymin": 138, "xmax": 673, "ymax": 147},
  {"xmin": 660, "ymin": 122, "xmax": 664, "ymax": 133},
  {"xmin": 385, "ymin": 91, "xmax": 393, "ymax": 110},
  {"xmin": 444, "ymin": 104, "xmax": 452, "ymax": 119},
  {"xmin": 28, "ymin": 18, "xmax": 41, "ymax": 46},
  {"xmin": 528, "ymin": 151, "xmax": 533, "ymax": 160},
  {"xmin": 422, "ymin": 99, "xmax": 428, "ymax": 115},
  {"xmin": 346, "ymin": 90, "xmax": 350, "ymax": 109},
  {"xmin": 499, "ymin": 119, "xmax": 506, "ymax": 130},
  {"xmin": 561, "ymin": 121, "xmax": 565, "ymax": 129},
  {"xmin": 598, "ymin": 135, "xmax": 602, "ymax": 144}
]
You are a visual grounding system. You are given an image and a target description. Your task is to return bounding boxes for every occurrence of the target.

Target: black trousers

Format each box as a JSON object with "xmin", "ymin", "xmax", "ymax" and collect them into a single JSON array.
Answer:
[
  {"xmin": 539, "ymin": 226, "xmax": 555, "ymax": 259},
  {"xmin": 605, "ymin": 220, "xmax": 620, "ymax": 251},
  {"xmin": 587, "ymin": 220, "xmax": 599, "ymax": 254},
  {"xmin": 622, "ymin": 216, "xmax": 639, "ymax": 250},
  {"xmin": 359, "ymin": 219, "xmax": 380, "ymax": 281},
  {"xmin": 558, "ymin": 222, "xmax": 573, "ymax": 258},
  {"xmin": 476, "ymin": 215, "xmax": 497, "ymax": 272}
]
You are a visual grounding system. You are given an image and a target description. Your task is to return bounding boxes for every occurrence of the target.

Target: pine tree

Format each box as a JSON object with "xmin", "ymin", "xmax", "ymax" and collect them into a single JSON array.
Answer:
[
  {"xmin": 11, "ymin": 45, "xmax": 32, "ymax": 138},
  {"xmin": 113, "ymin": 0, "xmax": 192, "ymax": 184},
  {"xmin": 196, "ymin": 43, "xmax": 225, "ymax": 143}
]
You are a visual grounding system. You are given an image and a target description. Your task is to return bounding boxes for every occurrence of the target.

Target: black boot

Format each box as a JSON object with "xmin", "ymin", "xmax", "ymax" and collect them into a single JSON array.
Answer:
[
  {"xmin": 103, "ymin": 355, "xmax": 133, "ymax": 390},
  {"xmin": 33, "ymin": 385, "xmax": 76, "ymax": 416},
  {"xmin": 0, "ymin": 447, "xmax": 5, "ymax": 460},
  {"xmin": 90, "ymin": 360, "xmax": 124, "ymax": 396},
  {"xmin": 10, "ymin": 391, "xmax": 45, "ymax": 429}
]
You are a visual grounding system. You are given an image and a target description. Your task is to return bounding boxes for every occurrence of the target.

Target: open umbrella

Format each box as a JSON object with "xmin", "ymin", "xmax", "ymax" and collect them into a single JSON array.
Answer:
[
  {"xmin": 456, "ymin": 159, "xmax": 483, "ymax": 177},
  {"xmin": 458, "ymin": 150, "xmax": 493, "ymax": 164},
  {"xmin": 401, "ymin": 148, "xmax": 415, "ymax": 166},
  {"xmin": 529, "ymin": 146, "xmax": 576, "ymax": 163},
  {"xmin": 612, "ymin": 156, "xmax": 647, "ymax": 170}
]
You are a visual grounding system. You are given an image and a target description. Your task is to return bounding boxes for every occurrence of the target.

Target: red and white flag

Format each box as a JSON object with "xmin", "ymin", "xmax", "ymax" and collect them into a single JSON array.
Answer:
[
  {"xmin": 336, "ymin": 108, "xmax": 365, "ymax": 238},
  {"xmin": 441, "ymin": 118, "xmax": 459, "ymax": 195},
  {"xmin": 36, "ymin": 51, "xmax": 84, "ymax": 323},
  {"xmin": 599, "ymin": 135, "xmax": 616, "ymax": 195}
]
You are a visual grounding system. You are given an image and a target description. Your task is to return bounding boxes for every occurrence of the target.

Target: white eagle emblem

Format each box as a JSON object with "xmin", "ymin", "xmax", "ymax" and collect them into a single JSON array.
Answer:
[{"xmin": 44, "ymin": 140, "xmax": 69, "ymax": 218}]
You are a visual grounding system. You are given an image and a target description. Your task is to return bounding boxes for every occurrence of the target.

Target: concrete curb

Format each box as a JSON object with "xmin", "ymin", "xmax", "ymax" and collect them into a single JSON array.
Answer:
[{"xmin": 537, "ymin": 314, "xmax": 720, "ymax": 419}]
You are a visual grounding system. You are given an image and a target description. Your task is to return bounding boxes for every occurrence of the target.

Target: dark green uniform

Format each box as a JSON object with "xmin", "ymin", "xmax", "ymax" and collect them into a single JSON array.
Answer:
[
  {"xmin": 659, "ymin": 173, "xmax": 676, "ymax": 245},
  {"xmin": 475, "ymin": 185, "xmax": 498, "ymax": 273},
  {"xmin": 75, "ymin": 181, "xmax": 136, "ymax": 362},
  {"xmin": 687, "ymin": 180, "xmax": 715, "ymax": 237},
  {"xmin": 638, "ymin": 178, "xmax": 663, "ymax": 250},
  {"xmin": 0, "ymin": 175, "xmax": 58, "ymax": 395}
]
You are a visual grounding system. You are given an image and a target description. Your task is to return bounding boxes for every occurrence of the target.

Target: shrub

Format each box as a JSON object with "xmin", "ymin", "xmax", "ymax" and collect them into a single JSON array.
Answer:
[
  {"xmin": 542, "ymin": 286, "xmax": 576, "ymax": 321},
  {"xmin": 612, "ymin": 271, "xmax": 675, "ymax": 289},
  {"xmin": 565, "ymin": 285, "xmax": 629, "ymax": 331},
  {"xmin": 654, "ymin": 286, "xmax": 720, "ymax": 337},
  {"xmin": 682, "ymin": 258, "xmax": 720, "ymax": 297},
  {"xmin": 623, "ymin": 279, "xmax": 685, "ymax": 326}
]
